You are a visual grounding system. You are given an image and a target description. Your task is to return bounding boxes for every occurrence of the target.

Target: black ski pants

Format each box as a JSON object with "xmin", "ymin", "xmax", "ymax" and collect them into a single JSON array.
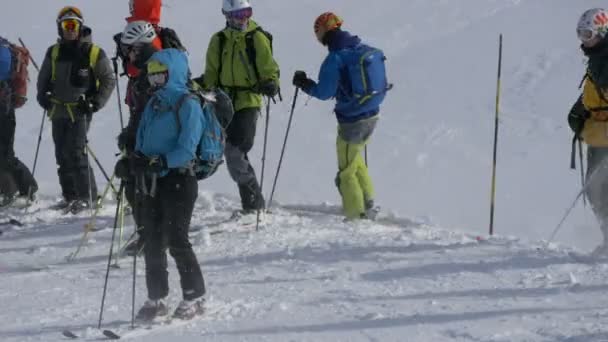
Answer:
[
  {"xmin": 51, "ymin": 116, "xmax": 97, "ymax": 201},
  {"xmin": 140, "ymin": 172, "xmax": 205, "ymax": 301},
  {"xmin": 225, "ymin": 107, "xmax": 264, "ymax": 210},
  {"xmin": 0, "ymin": 107, "xmax": 37, "ymax": 196}
]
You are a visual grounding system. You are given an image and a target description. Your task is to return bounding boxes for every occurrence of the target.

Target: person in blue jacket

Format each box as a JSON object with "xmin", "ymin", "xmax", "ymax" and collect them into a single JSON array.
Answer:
[
  {"xmin": 292, "ymin": 12, "xmax": 384, "ymax": 221},
  {"xmin": 130, "ymin": 48, "xmax": 205, "ymax": 321}
]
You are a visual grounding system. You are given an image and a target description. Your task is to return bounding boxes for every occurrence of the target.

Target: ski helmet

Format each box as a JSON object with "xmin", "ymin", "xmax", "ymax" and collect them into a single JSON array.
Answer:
[
  {"xmin": 121, "ymin": 20, "xmax": 157, "ymax": 45},
  {"xmin": 314, "ymin": 12, "xmax": 343, "ymax": 43},
  {"xmin": 57, "ymin": 6, "xmax": 84, "ymax": 23},
  {"xmin": 577, "ymin": 8, "xmax": 608, "ymax": 43},
  {"xmin": 222, "ymin": 0, "xmax": 252, "ymax": 13}
]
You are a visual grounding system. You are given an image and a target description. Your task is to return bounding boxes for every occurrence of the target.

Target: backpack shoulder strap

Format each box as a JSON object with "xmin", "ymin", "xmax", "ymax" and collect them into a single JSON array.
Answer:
[
  {"xmin": 216, "ymin": 31, "xmax": 227, "ymax": 85},
  {"xmin": 51, "ymin": 44, "xmax": 60, "ymax": 81},
  {"xmin": 173, "ymin": 93, "xmax": 200, "ymax": 134},
  {"xmin": 244, "ymin": 26, "xmax": 271, "ymax": 81},
  {"xmin": 89, "ymin": 44, "xmax": 100, "ymax": 70}
]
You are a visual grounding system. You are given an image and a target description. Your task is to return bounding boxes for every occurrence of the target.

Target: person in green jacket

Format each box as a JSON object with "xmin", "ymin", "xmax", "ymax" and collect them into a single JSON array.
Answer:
[{"xmin": 201, "ymin": 0, "xmax": 280, "ymax": 217}]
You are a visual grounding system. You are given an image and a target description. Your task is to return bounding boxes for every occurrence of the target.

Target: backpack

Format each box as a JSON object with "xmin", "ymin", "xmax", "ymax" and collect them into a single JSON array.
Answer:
[
  {"xmin": 337, "ymin": 43, "xmax": 391, "ymax": 114},
  {"xmin": 217, "ymin": 26, "xmax": 273, "ymax": 84},
  {"xmin": 0, "ymin": 38, "xmax": 29, "ymax": 109},
  {"xmin": 157, "ymin": 27, "xmax": 186, "ymax": 51},
  {"xmin": 173, "ymin": 89, "xmax": 234, "ymax": 180}
]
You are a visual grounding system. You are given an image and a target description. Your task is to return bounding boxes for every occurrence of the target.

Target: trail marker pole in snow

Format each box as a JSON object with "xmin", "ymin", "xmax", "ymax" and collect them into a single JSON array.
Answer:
[
  {"xmin": 98, "ymin": 182, "xmax": 125, "ymax": 329},
  {"xmin": 489, "ymin": 34, "xmax": 503, "ymax": 236},
  {"xmin": 256, "ymin": 98, "xmax": 271, "ymax": 231},
  {"xmin": 268, "ymin": 88, "xmax": 299, "ymax": 208}
]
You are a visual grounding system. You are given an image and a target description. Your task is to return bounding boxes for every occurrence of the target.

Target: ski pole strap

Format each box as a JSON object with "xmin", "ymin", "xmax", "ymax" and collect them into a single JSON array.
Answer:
[{"xmin": 570, "ymin": 135, "xmax": 577, "ymax": 170}]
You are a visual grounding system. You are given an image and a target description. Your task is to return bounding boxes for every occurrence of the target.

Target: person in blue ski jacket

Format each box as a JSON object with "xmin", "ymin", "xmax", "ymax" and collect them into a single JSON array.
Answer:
[
  {"xmin": 293, "ymin": 12, "xmax": 385, "ymax": 220},
  {"xmin": 131, "ymin": 48, "xmax": 206, "ymax": 321}
]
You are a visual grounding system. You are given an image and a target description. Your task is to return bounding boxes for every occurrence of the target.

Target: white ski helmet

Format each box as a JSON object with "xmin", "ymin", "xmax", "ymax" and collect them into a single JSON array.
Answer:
[
  {"xmin": 222, "ymin": 0, "xmax": 252, "ymax": 13},
  {"xmin": 577, "ymin": 8, "xmax": 608, "ymax": 42},
  {"xmin": 121, "ymin": 20, "xmax": 157, "ymax": 45}
]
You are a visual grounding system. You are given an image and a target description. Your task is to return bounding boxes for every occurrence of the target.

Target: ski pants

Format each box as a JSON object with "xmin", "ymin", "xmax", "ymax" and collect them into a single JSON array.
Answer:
[
  {"xmin": 140, "ymin": 172, "xmax": 205, "ymax": 301},
  {"xmin": 52, "ymin": 116, "xmax": 97, "ymax": 201},
  {"xmin": 586, "ymin": 147, "xmax": 608, "ymax": 237},
  {"xmin": 0, "ymin": 107, "xmax": 38, "ymax": 196},
  {"xmin": 224, "ymin": 107, "xmax": 264, "ymax": 210},
  {"xmin": 336, "ymin": 116, "xmax": 378, "ymax": 219}
]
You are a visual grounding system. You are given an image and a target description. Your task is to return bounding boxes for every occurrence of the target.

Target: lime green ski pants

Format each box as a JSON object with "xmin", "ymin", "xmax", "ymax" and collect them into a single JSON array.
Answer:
[{"xmin": 336, "ymin": 120, "xmax": 376, "ymax": 219}]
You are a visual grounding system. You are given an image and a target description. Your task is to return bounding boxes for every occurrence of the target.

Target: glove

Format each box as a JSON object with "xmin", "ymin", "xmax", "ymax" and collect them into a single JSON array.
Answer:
[
  {"xmin": 192, "ymin": 74, "xmax": 205, "ymax": 89},
  {"xmin": 258, "ymin": 80, "xmax": 279, "ymax": 97},
  {"xmin": 38, "ymin": 92, "xmax": 52, "ymax": 110},
  {"xmin": 292, "ymin": 71, "xmax": 314, "ymax": 91},
  {"xmin": 114, "ymin": 158, "xmax": 131, "ymax": 180},
  {"xmin": 78, "ymin": 97, "xmax": 98, "ymax": 115},
  {"xmin": 130, "ymin": 152, "xmax": 167, "ymax": 176},
  {"xmin": 117, "ymin": 129, "xmax": 135, "ymax": 152}
]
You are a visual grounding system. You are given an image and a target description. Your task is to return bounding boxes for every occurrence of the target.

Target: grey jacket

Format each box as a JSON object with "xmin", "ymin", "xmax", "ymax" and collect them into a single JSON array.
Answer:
[{"xmin": 37, "ymin": 27, "xmax": 115, "ymax": 120}]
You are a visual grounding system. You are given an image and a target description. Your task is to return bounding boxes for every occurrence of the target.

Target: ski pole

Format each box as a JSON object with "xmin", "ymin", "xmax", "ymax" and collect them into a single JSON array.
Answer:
[
  {"xmin": 268, "ymin": 88, "xmax": 299, "ymax": 208},
  {"xmin": 27, "ymin": 110, "xmax": 46, "ymax": 205},
  {"xmin": 549, "ymin": 155, "xmax": 608, "ymax": 242},
  {"xmin": 256, "ymin": 98, "xmax": 271, "ymax": 231},
  {"xmin": 111, "ymin": 56, "xmax": 125, "ymax": 130},
  {"xmin": 98, "ymin": 182, "xmax": 125, "ymax": 329},
  {"xmin": 18, "ymin": 38, "xmax": 40, "ymax": 72},
  {"xmin": 113, "ymin": 186, "xmax": 126, "ymax": 268},
  {"xmin": 578, "ymin": 139, "xmax": 586, "ymax": 207},
  {"xmin": 489, "ymin": 34, "xmax": 503, "ymax": 236},
  {"xmin": 83, "ymin": 117, "xmax": 95, "ymax": 216},
  {"xmin": 364, "ymin": 146, "xmax": 369, "ymax": 167},
  {"xmin": 86, "ymin": 144, "xmax": 118, "ymax": 194}
]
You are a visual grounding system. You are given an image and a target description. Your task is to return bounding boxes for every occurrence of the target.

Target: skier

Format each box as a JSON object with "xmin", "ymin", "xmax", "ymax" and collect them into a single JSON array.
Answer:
[
  {"xmin": 568, "ymin": 8, "xmax": 608, "ymax": 256},
  {"xmin": 200, "ymin": 0, "xmax": 280, "ymax": 219},
  {"xmin": 0, "ymin": 37, "xmax": 38, "ymax": 206},
  {"xmin": 36, "ymin": 6, "xmax": 115, "ymax": 214},
  {"xmin": 114, "ymin": 21, "xmax": 163, "ymax": 256},
  {"xmin": 132, "ymin": 48, "xmax": 205, "ymax": 321},
  {"xmin": 292, "ymin": 12, "xmax": 388, "ymax": 221}
]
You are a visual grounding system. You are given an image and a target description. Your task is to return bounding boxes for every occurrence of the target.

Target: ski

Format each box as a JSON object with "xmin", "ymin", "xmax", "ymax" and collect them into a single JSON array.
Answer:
[{"xmin": 0, "ymin": 218, "xmax": 23, "ymax": 227}]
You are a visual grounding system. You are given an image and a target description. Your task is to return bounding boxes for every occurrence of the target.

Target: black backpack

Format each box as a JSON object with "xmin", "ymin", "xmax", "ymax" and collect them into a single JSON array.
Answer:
[{"xmin": 157, "ymin": 27, "xmax": 186, "ymax": 51}]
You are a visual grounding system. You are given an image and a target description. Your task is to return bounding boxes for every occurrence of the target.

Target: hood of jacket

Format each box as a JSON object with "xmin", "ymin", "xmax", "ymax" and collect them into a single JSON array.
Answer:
[
  {"xmin": 326, "ymin": 29, "xmax": 361, "ymax": 52},
  {"xmin": 147, "ymin": 48, "xmax": 189, "ymax": 102},
  {"xmin": 127, "ymin": 0, "xmax": 161, "ymax": 25}
]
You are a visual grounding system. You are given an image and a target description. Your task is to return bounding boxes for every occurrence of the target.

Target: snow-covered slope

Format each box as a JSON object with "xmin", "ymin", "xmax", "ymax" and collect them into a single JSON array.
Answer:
[
  {"xmin": 1, "ymin": 193, "xmax": 608, "ymax": 342},
  {"xmin": 1, "ymin": 0, "xmax": 608, "ymax": 341}
]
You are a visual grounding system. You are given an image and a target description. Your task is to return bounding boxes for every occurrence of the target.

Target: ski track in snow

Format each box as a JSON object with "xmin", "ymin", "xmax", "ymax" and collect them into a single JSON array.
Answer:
[{"xmin": 2, "ymin": 193, "xmax": 608, "ymax": 341}]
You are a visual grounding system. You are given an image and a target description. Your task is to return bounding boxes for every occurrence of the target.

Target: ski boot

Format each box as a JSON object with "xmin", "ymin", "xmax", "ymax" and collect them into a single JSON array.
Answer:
[
  {"xmin": 173, "ymin": 298, "xmax": 205, "ymax": 320},
  {"xmin": 136, "ymin": 299, "xmax": 169, "ymax": 322}
]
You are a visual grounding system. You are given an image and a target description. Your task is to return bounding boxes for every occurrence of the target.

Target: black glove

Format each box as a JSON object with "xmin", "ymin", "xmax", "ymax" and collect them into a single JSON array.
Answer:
[
  {"xmin": 38, "ymin": 92, "xmax": 52, "ymax": 110},
  {"xmin": 292, "ymin": 71, "xmax": 314, "ymax": 91},
  {"xmin": 258, "ymin": 80, "xmax": 279, "ymax": 97},
  {"xmin": 78, "ymin": 97, "xmax": 98, "ymax": 115},
  {"xmin": 130, "ymin": 152, "xmax": 167, "ymax": 176},
  {"xmin": 114, "ymin": 158, "xmax": 131, "ymax": 180},
  {"xmin": 117, "ymin": 129, "xmax": 135, "ymax": 152}
]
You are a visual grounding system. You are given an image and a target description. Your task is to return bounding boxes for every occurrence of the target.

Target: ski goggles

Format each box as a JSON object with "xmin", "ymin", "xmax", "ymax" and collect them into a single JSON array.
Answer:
[
  {"xmin": 60, "ymin": 19, "xmax": 81, "ymax": 33},
  {"xmin": 577, "ymin": 28, "xmax": 596, "ymax": 42},
  {"xmin": 224, "ymin": 7, "xmax": 252, "ymax": 20}
]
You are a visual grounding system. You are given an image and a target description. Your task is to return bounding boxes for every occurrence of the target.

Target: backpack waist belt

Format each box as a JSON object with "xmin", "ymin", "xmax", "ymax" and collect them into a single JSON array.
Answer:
[{"xmin": 48, "ymin": 97, "xmax": 79, "ymax": 122}]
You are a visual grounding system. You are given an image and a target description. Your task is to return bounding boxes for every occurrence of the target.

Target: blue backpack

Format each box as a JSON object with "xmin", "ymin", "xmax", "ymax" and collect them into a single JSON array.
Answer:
[
  {"xmin": 336, "ymin": 43, "xmax": 391, "ymax": 115},
  {"xmin": 174, "ymin": 89, "xmax": 234, "ymax": 180},
  {"xmin": 0, "ymin": 42, "xmax": 11, "ymax": 82}
]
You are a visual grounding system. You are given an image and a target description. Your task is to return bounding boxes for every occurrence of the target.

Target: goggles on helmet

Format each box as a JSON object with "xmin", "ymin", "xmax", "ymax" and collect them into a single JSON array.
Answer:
[
  {"xmin": 578, "ymin": 28, "xmax": 596, "ymax": 42},
  {"xmin": 60, "ymin": 19, "xmax": 81, "ymax": 33},
  {"xmin": 224, "ymin": 7, "xmax": 252, "ymax": 20}
]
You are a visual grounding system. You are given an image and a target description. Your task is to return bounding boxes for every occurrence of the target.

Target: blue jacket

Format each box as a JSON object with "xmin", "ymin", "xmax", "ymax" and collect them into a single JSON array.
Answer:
[
  {"xmin": 136, "ymin": 49, "xmax": 204, "ymax": 176},
  {"xmin": 303, "ymin": 30, "xmax": 379, "ymax": 123}
]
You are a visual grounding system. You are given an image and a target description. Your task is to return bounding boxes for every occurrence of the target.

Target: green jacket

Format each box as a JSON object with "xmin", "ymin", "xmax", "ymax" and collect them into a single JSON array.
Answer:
[{"xmin": 203, "ymin": 20, "xmax": 280, "ymax": 112}]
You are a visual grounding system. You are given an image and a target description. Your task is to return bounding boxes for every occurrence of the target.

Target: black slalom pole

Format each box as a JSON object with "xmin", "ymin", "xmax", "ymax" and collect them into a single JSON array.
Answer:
[
  {"xmin": 268, "ymin": 88, "xmax": 299, "ymax": 208},
  {"xmin": 98, "ymin": 182, "xmax": 125, "ymax": 329},
  {"xmin": 489, "ymin": 34, "xmax": 503, "ymax": 236},
  {"xmin": 256, "ymin": 98, "xmax": 271, "ymax": 231}
]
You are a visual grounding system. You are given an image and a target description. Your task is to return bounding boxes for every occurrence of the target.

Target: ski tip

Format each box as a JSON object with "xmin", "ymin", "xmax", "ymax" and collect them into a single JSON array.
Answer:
[
  {"xmin": 9, "ymin": 219, "xmax": 23, "ymax": 227},
  {"xmin": 62, "ymin": 330, "xmax": 78, "ymax": 339},
  {"xmin": 102, "ymin": 330, "xmax": 121, "ymax": 340}
]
